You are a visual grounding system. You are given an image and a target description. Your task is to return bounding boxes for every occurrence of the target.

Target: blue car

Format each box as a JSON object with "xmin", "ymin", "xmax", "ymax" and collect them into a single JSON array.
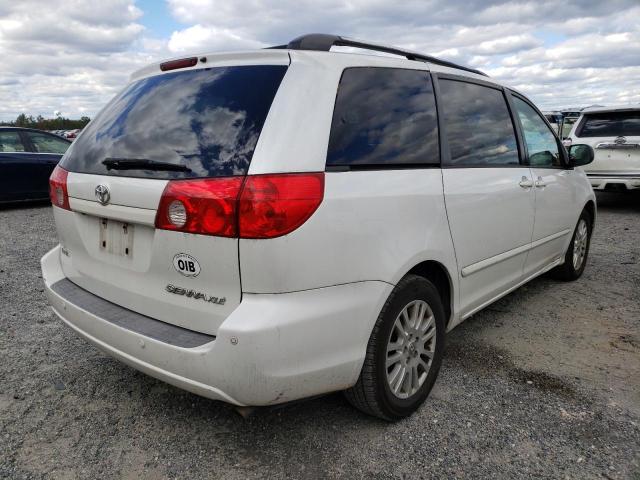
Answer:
[{"xmin": 0, "ymin": 127, "xmax": 71, "ymax": 203}]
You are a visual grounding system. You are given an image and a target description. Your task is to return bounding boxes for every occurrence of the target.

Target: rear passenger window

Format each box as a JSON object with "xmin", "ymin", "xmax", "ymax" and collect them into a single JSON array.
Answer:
[
  {"xmin": 439, "ymin": 79, "xmax": 519, "ymax": 166},
  {"xmin": 512, "ymin": 96, "xmax": 562, "ymax": 168},
  {"xmin": 327, "ymin": 68, "xmax": 439, "ymax": 168}
]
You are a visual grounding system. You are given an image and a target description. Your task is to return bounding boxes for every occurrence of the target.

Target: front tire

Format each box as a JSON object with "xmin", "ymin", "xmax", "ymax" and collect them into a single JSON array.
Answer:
[
  {"xmin": 344, "ymin": 275, "xmax": 446, "ymax": 421},
  {"xmin": 550, "ymin": 210, "xmax": 592, "ymax": 281}
]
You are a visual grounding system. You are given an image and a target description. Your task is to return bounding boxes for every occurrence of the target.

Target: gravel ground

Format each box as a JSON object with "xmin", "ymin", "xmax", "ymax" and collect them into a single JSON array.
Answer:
[{"xmin": 1, "ymin": 192, "xmax": 639, "ymax": 479}]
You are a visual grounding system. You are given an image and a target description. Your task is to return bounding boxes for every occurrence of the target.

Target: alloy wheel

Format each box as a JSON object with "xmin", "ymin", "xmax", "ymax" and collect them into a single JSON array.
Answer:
[{"xmin": 385, "ymin": 300, "xmax": 437, "ymax": 399}]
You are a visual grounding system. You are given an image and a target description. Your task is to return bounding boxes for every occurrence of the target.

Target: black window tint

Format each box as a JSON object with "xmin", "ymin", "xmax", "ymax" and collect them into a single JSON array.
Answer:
[
  {"xmin": 512, "ymin": 97, "xmax": 561, "ymax": 167},
  {"xmin": 577, "ymin": 112, "xmax": 640, "ymax": 137},
  {"xmin": 61, "ymin": 65, "xmax": 287, "ymax": 179},
  {"xmin": 326, "ymin": 68, "xmax": 439, "ymax": 167},
  {"xmin": 439, "ymin": 79, "xmax": 519, "ymax": 166}
]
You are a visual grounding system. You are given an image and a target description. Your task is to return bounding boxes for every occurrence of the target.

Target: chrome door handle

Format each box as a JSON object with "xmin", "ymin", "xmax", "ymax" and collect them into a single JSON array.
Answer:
[
  {"xmin": 535, "ymin": 176, "xmax": 547, "ymax": 188},
  {"xmin": 519, "ymin": 176, "xmax": 533, "ymax": 188}
]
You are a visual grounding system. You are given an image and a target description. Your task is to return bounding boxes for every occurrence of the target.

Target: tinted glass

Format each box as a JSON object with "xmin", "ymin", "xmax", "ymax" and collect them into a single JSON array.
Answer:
[
  {"xmin": 0, "ymin": 131, "xmax": 26, "ymax": 152},
  {"xmin": 577, "ymin": 112, "xmax": 640, "ymax": 137},
  {"xmin": 327, "ymin": 68, "xmax": 439, "ymax": 167},
  {"xmin": 439, "ymin": 80, "xmax": 519, "ymax": 166},
  {"xmin": 27, "ymin": 132, "xmax": 70, "ymax": 154},
  {"xmin": 512, "ymin": 96, "xmax": 561, "ymax": 167},
  {"xmin": 61, "ymin": 65, "xmax": 287, "ymax": 179}
]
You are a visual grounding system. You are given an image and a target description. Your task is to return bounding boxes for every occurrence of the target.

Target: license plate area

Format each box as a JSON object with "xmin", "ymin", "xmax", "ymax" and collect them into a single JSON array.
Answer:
[{"xmin": 99, "ymin": 218, "xmax": 134, "ymax": 257}]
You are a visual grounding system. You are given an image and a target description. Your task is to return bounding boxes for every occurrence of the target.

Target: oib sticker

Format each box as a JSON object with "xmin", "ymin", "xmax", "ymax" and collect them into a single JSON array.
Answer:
[{"xmin": 173, "ymin": 253, "xmax": 201, "ymax": 277}]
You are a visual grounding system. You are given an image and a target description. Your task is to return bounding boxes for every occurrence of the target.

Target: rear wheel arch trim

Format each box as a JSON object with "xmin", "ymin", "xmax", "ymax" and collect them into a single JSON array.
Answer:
[
  {"xmin": 584, "ymin": 200, "xmax": 596, "ymax": 226},
  {"xmin": 404, "ymin": 260, "xmax": 454, "ymax": 329}
]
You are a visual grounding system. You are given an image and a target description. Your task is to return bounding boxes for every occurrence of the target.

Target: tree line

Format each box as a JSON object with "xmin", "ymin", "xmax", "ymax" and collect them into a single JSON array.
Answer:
[{"xmin": 0, "ymin": 114, "xmax": 91, "ymax": 130}]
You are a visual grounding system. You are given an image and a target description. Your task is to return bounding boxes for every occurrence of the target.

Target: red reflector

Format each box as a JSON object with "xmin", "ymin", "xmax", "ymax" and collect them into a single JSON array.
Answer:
[
  {"xmin": 49, "ymin": 165, "xmax": 70, "ymax": 210},
  {"xmin": 155, "ymin": 177, "xmax": 244, "ymax": 237},
  {"xmin": 160, "ymin": 57, "xmax": 198, "ymax": 71},
  {"xmin": 239, "ymin": 173, "xmax": 325, "ymax": 239}
]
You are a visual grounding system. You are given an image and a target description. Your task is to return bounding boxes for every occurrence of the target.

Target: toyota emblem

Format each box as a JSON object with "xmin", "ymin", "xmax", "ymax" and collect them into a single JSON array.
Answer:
[{"xmin": 95, "ymin": 185, "xmax": 110, "ymax": 205}]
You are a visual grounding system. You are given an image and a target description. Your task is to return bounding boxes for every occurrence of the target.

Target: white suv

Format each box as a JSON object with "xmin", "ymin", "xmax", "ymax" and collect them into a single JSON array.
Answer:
[
  {"xmin": 42, "ymin": 34, "xmax": 597, "ymax": 420},
  {"xmin": 565, "ymin": 105, "xmax": 640, "ymax": 191}
]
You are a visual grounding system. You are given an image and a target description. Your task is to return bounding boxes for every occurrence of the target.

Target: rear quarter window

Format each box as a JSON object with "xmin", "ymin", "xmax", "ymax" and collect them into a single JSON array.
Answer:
[
  {"xmin": 60, "ymin": 65, "xmax": 287, "ymax": 179},
  {"xmin": 577, "ymin": 111, "xmax": 640, "ymax": 137},
  {"xmin": 326, "ymin": 67, "xmax": 439, "ymax": 168}
]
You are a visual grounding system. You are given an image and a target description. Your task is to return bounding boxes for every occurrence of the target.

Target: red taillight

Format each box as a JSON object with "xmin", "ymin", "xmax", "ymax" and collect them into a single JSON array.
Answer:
[
  {"xmin": 155, "ymin": 173, "xmax": 324, "ymax": 239},
  {"xmin": 155, "ymin": 177, "xmax": 244, "ymax": 237},
  {"xmin": 160, "ymin": 57, "xmax": 198, "ymax": 71},
  {"xmin": 49, "ymin": 165, "xmax": 70, "ymax": 210},
  {"xmin": 239, "ymin": 173, "xmax": 325, "ymax": 239}
]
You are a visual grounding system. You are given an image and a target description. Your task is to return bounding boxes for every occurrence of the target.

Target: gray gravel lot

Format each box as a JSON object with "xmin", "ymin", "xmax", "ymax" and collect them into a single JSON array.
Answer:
[{"xmin": 1, "ymin": 192, "xmax": 639, "ymax": 479}]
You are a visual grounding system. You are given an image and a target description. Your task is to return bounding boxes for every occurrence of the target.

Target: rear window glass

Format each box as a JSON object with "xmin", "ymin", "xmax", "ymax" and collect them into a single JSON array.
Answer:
[
  {"xmin": 60, "ymin": 65, "xmax": 287, "ymax": 179},
  {"xmin": 326, "ymin": 67, "xmax": 439, "ymax": 168},
  {"xmin": 577, "ymin": 112, "xmax": 640, "ymax": 137}
]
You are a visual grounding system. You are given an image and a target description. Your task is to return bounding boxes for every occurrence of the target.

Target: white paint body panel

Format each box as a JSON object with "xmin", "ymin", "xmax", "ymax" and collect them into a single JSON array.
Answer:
[
  {"xmin": 240, "ymin": 170, "xmax": 457, "ymax": 295},
  {"xmin": 526, "ymin": 168, "xmax": 583, "ymax": 273},
  {"xmin": 41, "ymin": 48, "xmax": 596, "ymax": 406},
  {"xmin": 43, "ymin": 246, "xmax": 391, "ymax": 405},
  {"xmin": 442, "ymin": 168, "xmax": 535, "ymax": 319}
]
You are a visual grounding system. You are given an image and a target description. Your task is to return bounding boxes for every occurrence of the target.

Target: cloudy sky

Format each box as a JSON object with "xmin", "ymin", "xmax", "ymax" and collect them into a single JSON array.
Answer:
[{"xmin": 0, "ymin": 0, "xmax": 638, "ymax": 121}]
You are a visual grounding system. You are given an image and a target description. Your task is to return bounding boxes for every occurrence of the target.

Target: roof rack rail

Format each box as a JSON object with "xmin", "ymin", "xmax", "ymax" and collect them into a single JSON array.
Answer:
[{"xmin": 269, "ymin": 34, "xmax": 488, "ymax": 77}]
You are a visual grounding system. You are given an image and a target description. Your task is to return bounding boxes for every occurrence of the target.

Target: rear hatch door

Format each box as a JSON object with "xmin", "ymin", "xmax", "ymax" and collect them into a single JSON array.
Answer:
[
  {"xmin": 55, "ymin": 56, "xmax": 289, "ymax": 335},
  {"xmin": 574, "ymin": 110, "xmax": 640, "ymax": 173}
]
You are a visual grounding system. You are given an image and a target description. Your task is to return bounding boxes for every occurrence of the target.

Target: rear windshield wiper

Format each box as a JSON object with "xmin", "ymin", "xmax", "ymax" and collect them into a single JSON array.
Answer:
[{"xmin": 102, "ymin": 158, "xmax": 192, "ymax": 172}]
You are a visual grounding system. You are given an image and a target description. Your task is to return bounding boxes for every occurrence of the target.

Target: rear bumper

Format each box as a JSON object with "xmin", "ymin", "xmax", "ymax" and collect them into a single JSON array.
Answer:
[
  {"xmin": 41, "ymin": 245, "xmax": 390, "ymax": 406},
  {"xmin": 587, "ymin": 173, "xmax": 640, "ymax": 190}
]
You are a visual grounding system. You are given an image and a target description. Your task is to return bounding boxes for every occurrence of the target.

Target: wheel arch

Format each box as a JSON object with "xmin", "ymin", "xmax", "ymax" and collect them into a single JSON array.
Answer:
[
  {"xmin": 405, "ymin": 260, "xmax": 454, "ymax": 329},
  {"xmin": 584, "ymin": 199, "xmax": 596, "ymax": 227}
]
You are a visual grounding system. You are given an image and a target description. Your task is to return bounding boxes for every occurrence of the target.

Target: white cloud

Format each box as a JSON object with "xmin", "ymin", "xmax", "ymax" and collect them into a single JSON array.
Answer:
[
  {"xmin": 473, "ymin": 34, "xmax": 542, "ymax": 56},
  {"xmin": 0, "ymin": 0, "xmax": 162, "ymax": 120},
  {"xmin": 0, "ymin": 0, "xmax": 639, "ymax": 120},
  {"xmin": 168, "ymin": 25, "xmax": 266, "ymax": 53}
]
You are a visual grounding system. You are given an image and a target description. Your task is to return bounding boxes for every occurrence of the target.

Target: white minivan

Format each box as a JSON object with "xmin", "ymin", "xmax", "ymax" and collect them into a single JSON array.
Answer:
[{"xmin": 42, "ymin": 34, "xmax": 597, "ymax": 420}]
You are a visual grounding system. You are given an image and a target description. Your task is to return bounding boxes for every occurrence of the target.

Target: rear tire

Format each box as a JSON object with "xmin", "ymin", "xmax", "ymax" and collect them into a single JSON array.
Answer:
[
  {"xmin": 344, "ymin": 275, "xmax": 446, "ymax": 421},
  {"xmin": 550, "ymin": 210, "xmax": 592, "ymax": 281}
]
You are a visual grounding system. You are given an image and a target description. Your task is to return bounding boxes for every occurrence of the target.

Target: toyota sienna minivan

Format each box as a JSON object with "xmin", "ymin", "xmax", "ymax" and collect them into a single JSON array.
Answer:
[{"xmin": 42, "ymin": 34, "xmax": 596, "ymax": 420}]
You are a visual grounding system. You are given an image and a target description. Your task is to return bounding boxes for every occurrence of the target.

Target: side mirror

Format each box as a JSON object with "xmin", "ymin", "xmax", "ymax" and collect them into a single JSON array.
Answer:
[{"xmin": 568, "ymin": 144, "xmax": 594, "ymax": 167}]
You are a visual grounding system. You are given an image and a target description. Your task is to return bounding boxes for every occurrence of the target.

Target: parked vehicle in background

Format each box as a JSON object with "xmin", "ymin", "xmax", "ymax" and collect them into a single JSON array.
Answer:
[
  {"xmin": 64, "ymin": 129, "xmax": 81, "ymax": 139},
  {"xmin": 559, "ymin": 108, "xmax": 585, "ymax": 141},
  {"xmin": 543, "ymin": 111, "xmax": 563, "ymax": 136},
  {"xmin": 566, "ymin": 105, "xmax": 640, "ymax": 191},
  {"xmin": 41, "ymin": 34, "xmax": 597, "ymax": 420},
  {"xmin": 0, "ymin": 127, "xmax": 71, "ymax": 203}
]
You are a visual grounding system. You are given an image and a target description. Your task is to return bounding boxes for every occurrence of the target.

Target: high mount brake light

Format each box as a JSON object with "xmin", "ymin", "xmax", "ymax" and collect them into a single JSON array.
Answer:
[
  {"xmin": 160, "ymin": 57, "xmax": 198, "ymax": 71},
  {"xmin": 49, "ymin": 165, "xmax": 70, "ymax": 210},
  {"xmin": 155, "ymin": 173, "xmax": 325, "ymax": 239}
]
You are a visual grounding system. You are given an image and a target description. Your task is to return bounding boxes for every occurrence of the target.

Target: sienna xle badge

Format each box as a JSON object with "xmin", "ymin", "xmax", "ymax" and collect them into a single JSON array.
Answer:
[{"xmin": 42, "ymin": 34, "xmax": 596, "ymax": 420}]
